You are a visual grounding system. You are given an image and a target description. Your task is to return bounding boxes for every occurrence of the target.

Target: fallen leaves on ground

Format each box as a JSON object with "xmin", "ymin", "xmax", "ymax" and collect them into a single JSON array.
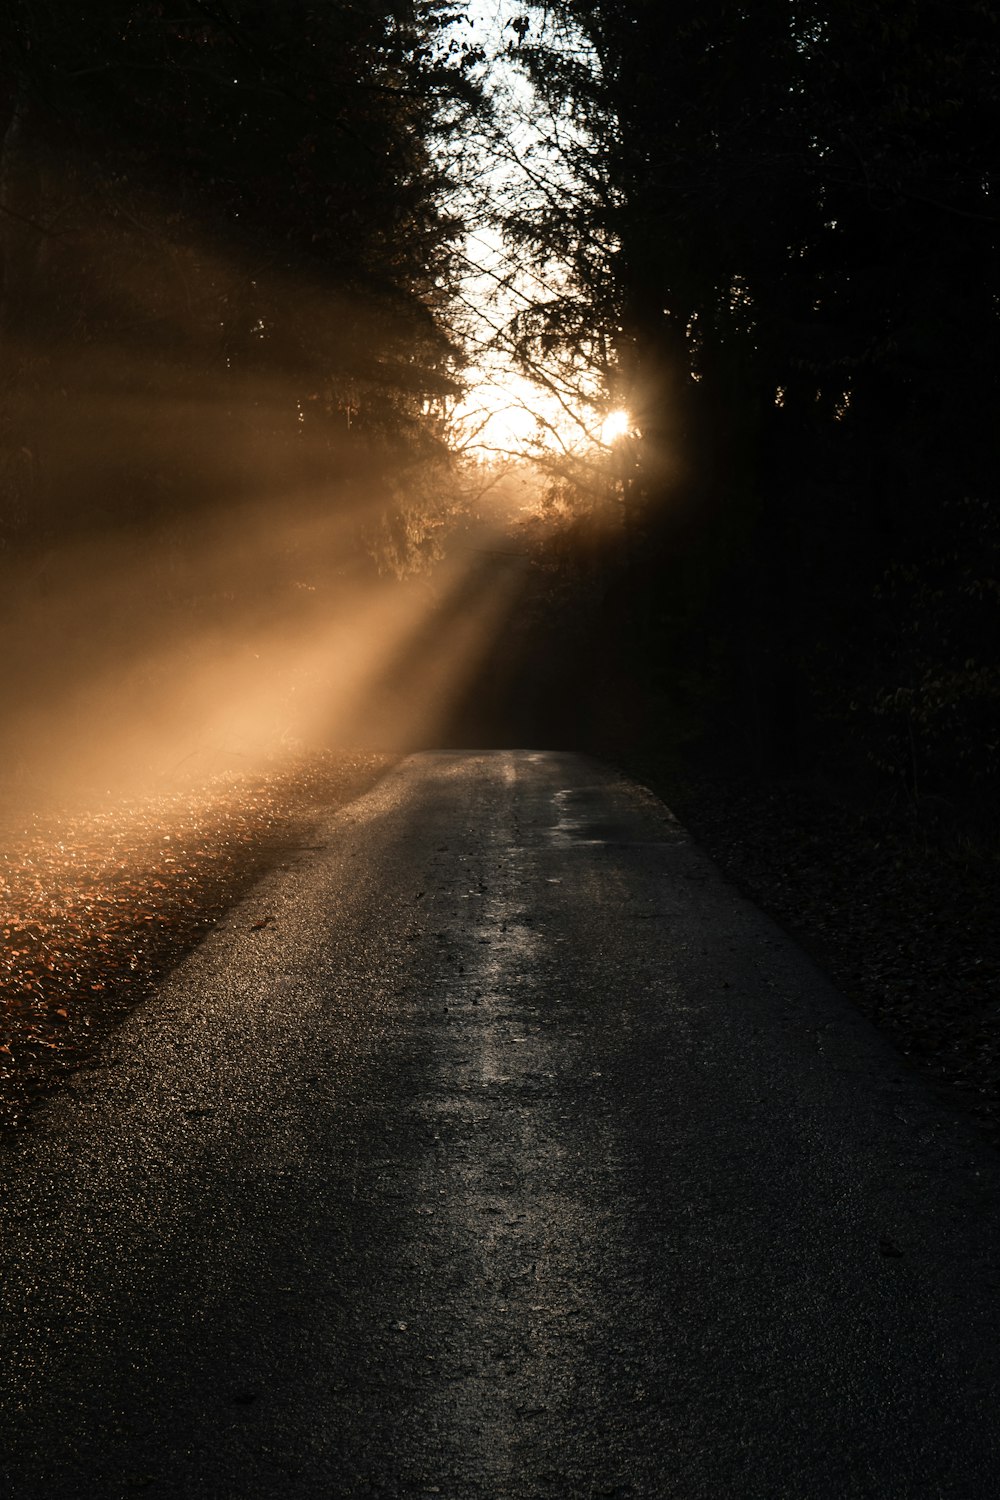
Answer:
[
  {"xmin": 652, "ymin": 766, "xmax": 1000, "ymax": 1152},
  {"xmin": 0, "ymin": 751, "xmax": 394, "ymax": 1131}
]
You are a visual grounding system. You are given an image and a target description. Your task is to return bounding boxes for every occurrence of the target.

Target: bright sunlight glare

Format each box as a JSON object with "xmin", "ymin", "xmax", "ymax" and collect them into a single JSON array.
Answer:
[
  {"xmin": 451, "ymin": 368, "xmax": 577, "ymax": 456},
  {"xmin": 601, "ymin": 409, "xmax": 631, "ymax": 445}
]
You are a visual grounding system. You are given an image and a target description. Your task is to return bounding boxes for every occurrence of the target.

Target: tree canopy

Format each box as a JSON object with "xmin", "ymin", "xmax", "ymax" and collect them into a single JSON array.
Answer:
[
  {"xmin": 0, "ymin": 1, "xmax": 488, "ymax": 779},
  {"xmin": 495, "ymin": 0, "xmax": 1000, "ymax": 805},
  {"xmin": 1, "ymin": 0, "xmax": 998, "ymax": 812},
  {"xmin": 0, "ymin": 0, "xmax": 479, "ymax": 562}
]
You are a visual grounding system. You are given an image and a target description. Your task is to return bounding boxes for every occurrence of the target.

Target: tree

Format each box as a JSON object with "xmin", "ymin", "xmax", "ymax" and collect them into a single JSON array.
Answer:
[
  {"xmin": 0, "ymin": 1, "xmax": 477, "ymax": 553},
  {"xmin": 497, "ymin": 0, "xmax": 1000, "ymax": 797},
  {"xmin": 0, "ymin": 1, "xmax": 483, "ymax": 771}
]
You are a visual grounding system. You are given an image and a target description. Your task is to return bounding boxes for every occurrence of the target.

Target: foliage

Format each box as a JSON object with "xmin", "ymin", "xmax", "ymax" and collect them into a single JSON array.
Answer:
[
  {"xmin": 499, "ymin": 0, "xmax": 1000, "ymax": 813},
  {"xmin": 861, "ymin": 497, "xmax": 1000, "ymax": 803},
  {"xmin": 0, "ymin": 0, "xmax": 479, "ymax": 566}
]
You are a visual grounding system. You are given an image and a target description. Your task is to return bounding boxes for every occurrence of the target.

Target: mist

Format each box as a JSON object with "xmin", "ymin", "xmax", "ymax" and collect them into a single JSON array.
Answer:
[
  {"xmin": 0, "ymin": 5, "xmax": 625, "ymax": 823},
  {"xmin": 1, "ymin": 217, "xmax": 543, "ymax": 816},
  {"xmin": 0, "ymin": 337, "xmax": 533, "ymax": 810}
]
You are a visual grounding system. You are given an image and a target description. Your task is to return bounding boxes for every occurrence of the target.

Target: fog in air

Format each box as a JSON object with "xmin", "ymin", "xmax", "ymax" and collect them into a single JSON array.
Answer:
[
  {"xmin": 1, "ymin": 25, "xmax": 567, "ymax": 810},
  {"xmin": 7, "ymin": 0, "xmax": 992, "ymax": 819},
  {"xmin": 1, "ymin": 297, "xmax": 526, "ymax": 801}
]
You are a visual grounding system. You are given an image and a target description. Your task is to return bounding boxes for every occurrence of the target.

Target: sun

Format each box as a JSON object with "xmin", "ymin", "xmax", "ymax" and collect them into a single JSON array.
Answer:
[{"xmin": 600, "ymin": 409, "xmax": 631, "ymax": 445}]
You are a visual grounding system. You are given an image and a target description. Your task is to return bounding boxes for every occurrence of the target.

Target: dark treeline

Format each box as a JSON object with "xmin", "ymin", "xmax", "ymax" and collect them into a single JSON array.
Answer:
[
  {"xmin": 2, "ymin": 1, "xmax": 998, "ymax": 815},
  {"xmin": 501, "ymin": 0, "xmax": 1000, "ymax": 820},
  {"xmin": 0, "ymin": 0, "xmax": 473, "ymax": 558},
  {"xmin": 0, "ymin": 1, "xmax": 483, "ymax": 779}
]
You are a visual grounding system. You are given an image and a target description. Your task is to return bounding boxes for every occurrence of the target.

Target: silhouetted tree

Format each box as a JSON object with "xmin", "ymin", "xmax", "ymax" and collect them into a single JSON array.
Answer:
[
  {"xmin": 0, "ymin": 0, "xmax": 479, "ymax": 564},
  {"xmin": 501, "ymin": 0, "xmax": 1000, "ymax": 803}
]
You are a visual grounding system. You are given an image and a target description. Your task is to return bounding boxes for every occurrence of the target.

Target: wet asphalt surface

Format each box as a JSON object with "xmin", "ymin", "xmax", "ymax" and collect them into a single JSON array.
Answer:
[{"xmin": 2, "ymin": 750, "xmax": 1000, "ymax": 1499}]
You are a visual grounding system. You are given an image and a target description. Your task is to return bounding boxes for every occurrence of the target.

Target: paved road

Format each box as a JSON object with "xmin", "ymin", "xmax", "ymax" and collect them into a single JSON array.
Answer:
[{"xmin": 3, "ymin": 751, "xmax": 1000, "ymax": 1498}]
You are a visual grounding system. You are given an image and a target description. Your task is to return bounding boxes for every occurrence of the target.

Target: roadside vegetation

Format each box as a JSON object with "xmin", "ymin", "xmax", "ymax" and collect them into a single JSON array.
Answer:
[{"xmin": 0, "ymin": 752, "xmax": 393, "ymax": 1130}]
